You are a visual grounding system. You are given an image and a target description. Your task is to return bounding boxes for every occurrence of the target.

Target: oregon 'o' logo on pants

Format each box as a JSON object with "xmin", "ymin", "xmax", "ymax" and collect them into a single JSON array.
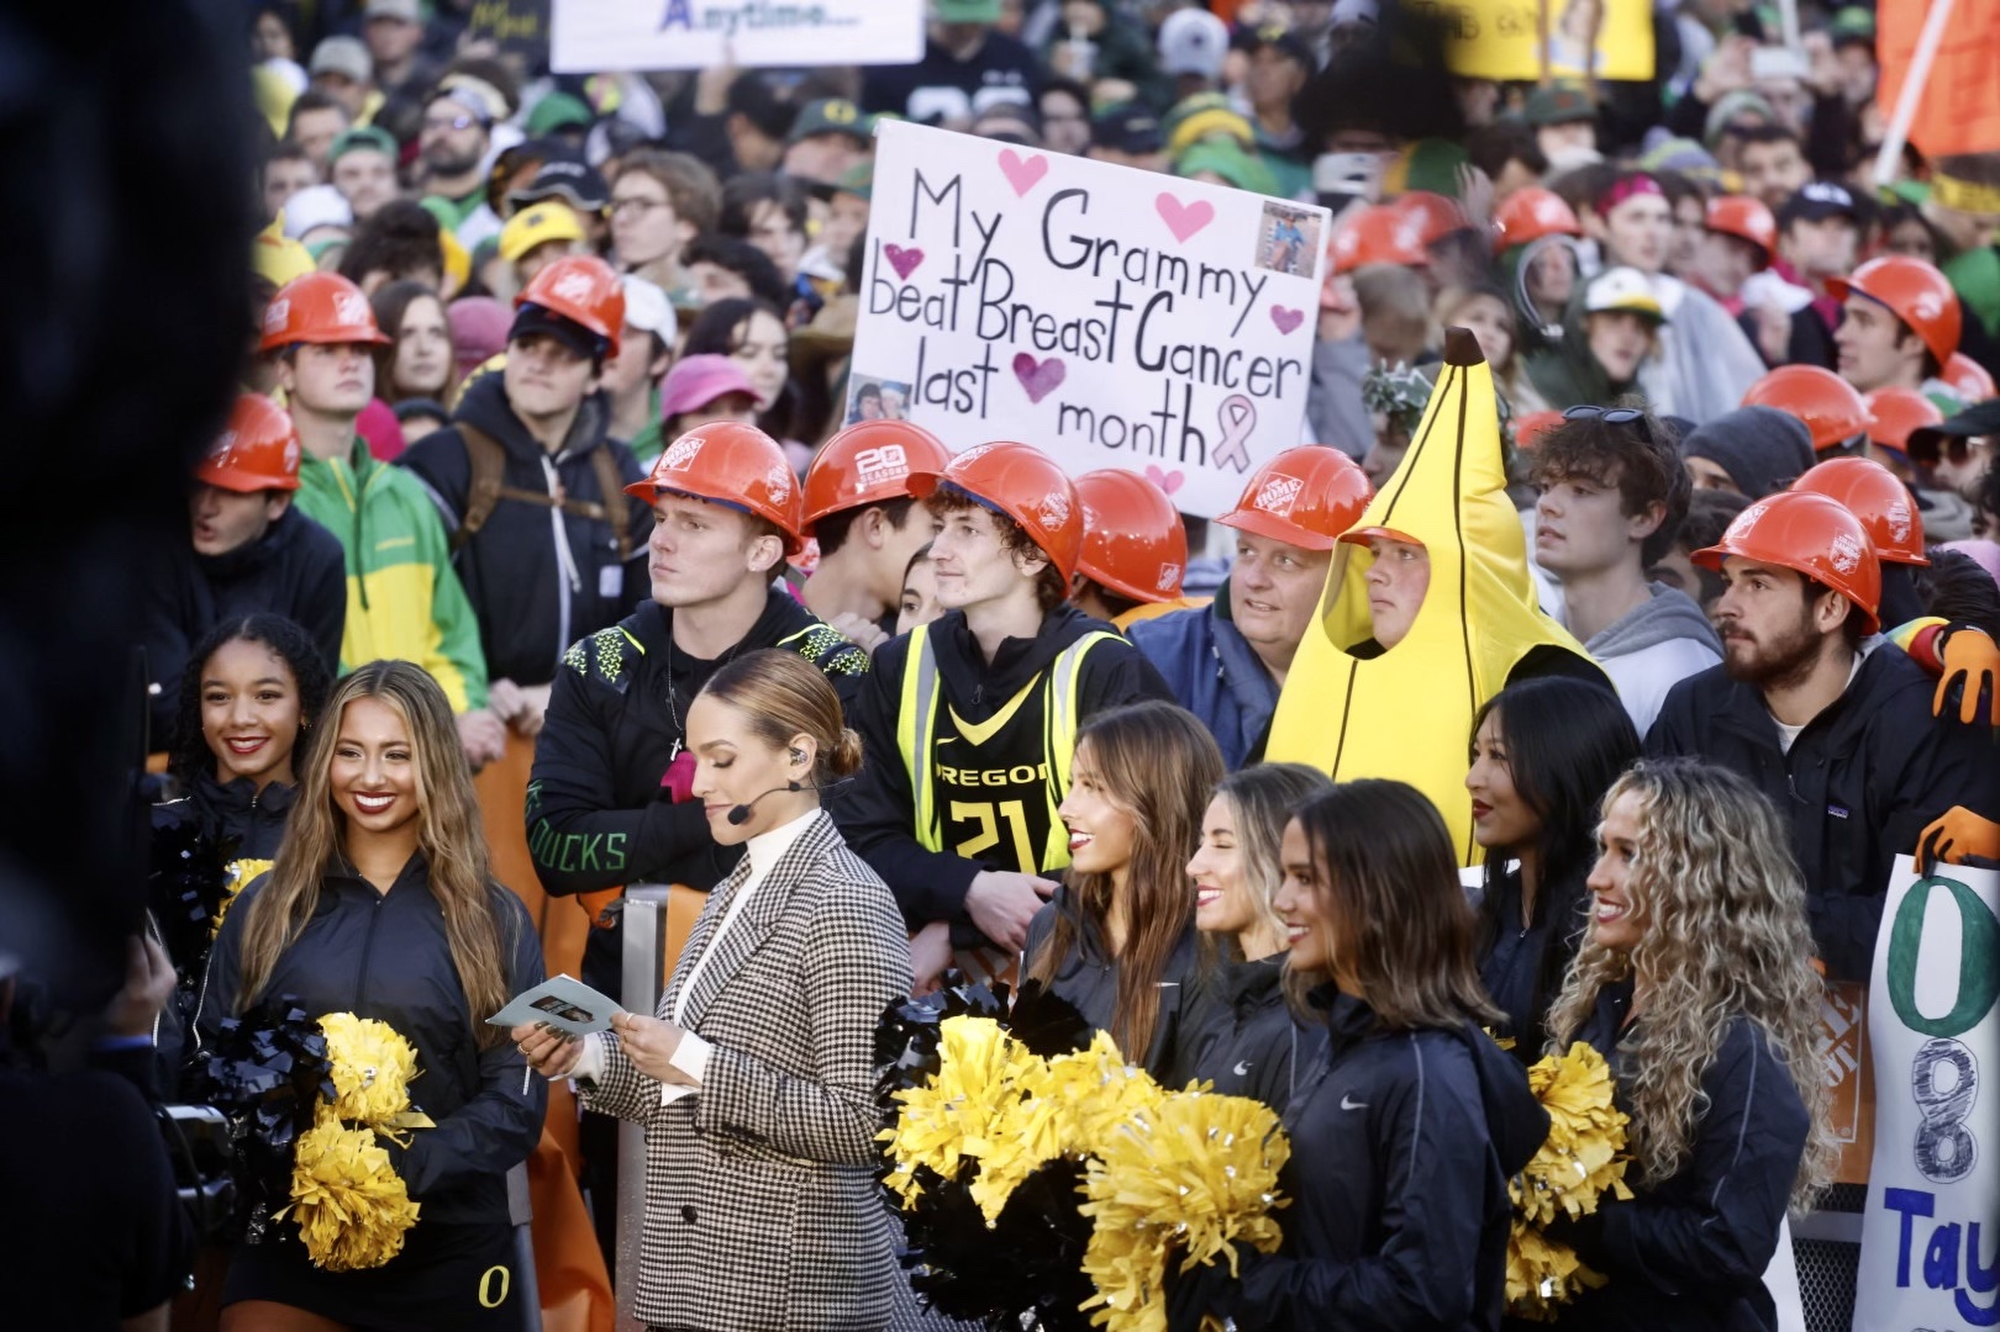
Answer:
[{"xmin": 477, "ymin": 1264, "xmax": 511, "ymax": 1309}]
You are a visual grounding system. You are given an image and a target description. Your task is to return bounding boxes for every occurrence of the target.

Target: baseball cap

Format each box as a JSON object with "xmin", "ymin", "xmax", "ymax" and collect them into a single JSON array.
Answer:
[
  {"xmin": 525, "ymin": 92, "xmax": 594, "ymax": 138},
  {"xmin": 309, "ymin": 36, "xmax": 371, "ymax": 84},
  {"xmin": 621, "ymin": 275, "xmax": 676, "ymax": 345},
  {"xmin": 1777, "ymin": 181, "xmax": 1859, "ymax": 228},
  {"xmin": 1158, "ymin": 8, "xmax": 1229, "ymax": 80},
  {"xmin": 1830, "ymin": 6, "xmax": 1875, "ymax": 47},
  {"xmin": 499, "ymin": 202, "xmax": 585, "ymax": 264},
  {"xmin": 281, "ymin": 184, "xmax": 354, "ymax": 240},
  {"xmin": 1092, "ymin": 104, "xmax": 1164, "ymax": 156},
  {"xmin": 934, "ymin": 0, "xmax": 1003, "ymax": 21},
  {"xmin": 832, "ymin": 160, "xmax": 873, "ymax": 202},
  {"xmin": 659, "ymin": 355, "xmax": 760, "ymax": 419},
  {"xmin": 1524, "ymin": 81, "xmax": 1594, "ymax": 127},
  {"xmin": 1906, "ymin": 399, "xmax": 2000, "ymax": 465},
  {"xmin": 1161, "ymin": 92, "xmax": 1254, "ymax": 157},
  {"xmin": 508, "ymin": 159, "xmax": 611, "ymax": 215},
  {"xmin": 1585, "ymin": 267, "xmax": 1667, "ymax": 323},
  {"xmin": 788, "ymin": 98, "xmax": 872, "ymax": 146},
  {"xmin": 328, "ymin": 125, "xmax": 397, "ymax": 165},
  {"xmin": 510, "ymin": 302, "xmax": 604, "ymax": 360},
  {"xmin": 1176, "ymin": 140, "xmax": 1278, "ymax": 195},
  {"xmin": 1237, "ymin": 23, "xmax": 1316, "ymax": 69},
  {"xmin": 364, "ymin": 0, "xmax": 421, "ymax": 21}
]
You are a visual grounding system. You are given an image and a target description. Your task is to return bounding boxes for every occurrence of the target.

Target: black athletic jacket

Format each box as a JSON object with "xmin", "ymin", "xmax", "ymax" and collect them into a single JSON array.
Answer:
[
  {"xmin": 526, "ymin": 590, "xmax": 868, "ymax": 986},
  {"xmin": 1555, "ymin": 982, "xmax": 1810, "ymax": 1330},
  {"xmin": 1646, "ymin": 644, "xmax": 2000, "ymax": 981},
  {"xmin": 141, "ymin": 507, "xmax": 346, "ymax": 747},
  {"xmin": 1476, "ymin": 860, "xmax": 1592, "ymax": 1062},
  {"xmin": 196, "ymin": 854, "xmax": 546, "ymax": 1227},
  {"xmin": 400, "ymin": 374, "xmax": 649, "ymax": 686},
  {"xmin": 836, "ymin": 605, "xmax": 1174, "ymax": 945},
  {"xmin": 1021, "ymin": 888, "xmax": 1193, "ymax": 1076},
  {"xmin": 1192, "ymin": 990, "xmax": 1550, "ymax": 1332},
  {"xmin": 1162, "ymin": 953, "xmax": 1322, "ymax": 1110},
  {"xmin": 152, "ymin": 769, "xmax": 297, "ymax": 866}
]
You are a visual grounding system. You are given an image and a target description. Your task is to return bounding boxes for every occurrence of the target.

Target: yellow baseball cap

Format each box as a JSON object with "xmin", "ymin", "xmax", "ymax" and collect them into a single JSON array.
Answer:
[{"xmin": 499, "ymin": 201, "xmax": 585, "ymax": 265}]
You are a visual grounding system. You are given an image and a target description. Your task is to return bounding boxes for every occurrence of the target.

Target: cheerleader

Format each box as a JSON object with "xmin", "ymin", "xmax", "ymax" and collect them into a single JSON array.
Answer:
[
  {"xmin": 199, "ymin": 660, "xmax": 545, "ymax": 1331},
  {"xmin": 1171, "ymin": 781, "xmax": 1548, "ymax": 1331},
  {"xmin": 1465, "ymin": 677, "xmax": 1638, "ymax": 1058},
  {"xmin": 1164, "ymin": 762, "xmax": 1332, "ymax": 1107},
  {"xmin": 1025, "ymin": 701, "xmax": 1224, "ymax": 1073},
  {"xmin": 1540, "ymin": 758, "xmax": 1835, "ymax": 1328}
]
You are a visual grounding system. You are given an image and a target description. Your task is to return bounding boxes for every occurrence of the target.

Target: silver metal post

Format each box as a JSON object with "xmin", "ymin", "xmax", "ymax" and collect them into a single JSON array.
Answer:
[{"xmin": 615, "ymin": 885, "xmax": 672, "ymax": 1332}]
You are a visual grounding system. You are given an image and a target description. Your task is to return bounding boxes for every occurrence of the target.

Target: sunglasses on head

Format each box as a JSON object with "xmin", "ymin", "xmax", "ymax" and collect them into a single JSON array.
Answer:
[{"xmin": 1562, "ymin": 405, "xmax": 1645, "ymax": 424}]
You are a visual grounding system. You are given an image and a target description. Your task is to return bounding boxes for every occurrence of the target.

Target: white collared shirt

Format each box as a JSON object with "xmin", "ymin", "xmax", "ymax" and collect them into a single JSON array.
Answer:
[{"xmin": 571, "ymin": 808, "xmax": 818, "ymax": 1101}]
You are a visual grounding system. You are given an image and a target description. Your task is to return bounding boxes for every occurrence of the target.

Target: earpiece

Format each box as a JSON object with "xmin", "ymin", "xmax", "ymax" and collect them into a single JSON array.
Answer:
[{"xmin": 790, "ymin": 748, "xmax": 806, "ymax": 764}]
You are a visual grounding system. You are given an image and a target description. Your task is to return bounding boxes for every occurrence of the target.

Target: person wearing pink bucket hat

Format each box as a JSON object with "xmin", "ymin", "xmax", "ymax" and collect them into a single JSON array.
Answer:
[{"xmin": 638, "ymin": 354, "xmax": 763, "ymax": 464}]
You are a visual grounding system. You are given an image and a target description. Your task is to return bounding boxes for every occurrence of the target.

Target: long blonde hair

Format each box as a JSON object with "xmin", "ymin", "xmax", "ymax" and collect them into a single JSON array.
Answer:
[
  {"xmin": 1027, "ymin": 702, "xmax": 1223, "ymax": 1061},
  {"xmin": 1544, "ymin": 759, "xmax": 1837, "ymax": 1209},
  {"xmin": 1206, "ymin": 763, "xmax": 1333, "ymax": 963},
  {"xmin": 235, "ymin": 660, "xmax": 513, "ymax": 1049}
]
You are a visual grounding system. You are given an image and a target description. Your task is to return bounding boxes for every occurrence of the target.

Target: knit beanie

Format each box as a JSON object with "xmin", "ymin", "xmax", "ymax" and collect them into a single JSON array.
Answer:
[{"xmin": 1680, "ymin": 406, "xmax": 1815, "ymax": 499}]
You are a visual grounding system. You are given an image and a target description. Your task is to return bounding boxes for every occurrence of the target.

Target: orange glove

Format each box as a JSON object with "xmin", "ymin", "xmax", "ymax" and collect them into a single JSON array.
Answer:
[
  {"xmin": 1933, "ymin": 627, "xmax": 2000, "ymax": 727},
  {"xmin": 1917, "ymin": 806, "xmax": 2000, "ymax": 872}
]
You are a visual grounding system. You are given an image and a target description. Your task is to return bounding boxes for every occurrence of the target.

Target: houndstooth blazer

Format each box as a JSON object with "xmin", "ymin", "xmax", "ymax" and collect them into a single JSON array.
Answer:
[{"xmin": 580, "ymin": 809, "xmax": 913, "ymax": 1332}]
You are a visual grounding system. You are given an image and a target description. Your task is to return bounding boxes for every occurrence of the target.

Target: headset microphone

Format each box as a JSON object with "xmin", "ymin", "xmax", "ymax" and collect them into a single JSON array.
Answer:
[{"xmin": 724, "ymin": 776, "xmax": 856, "ymax": 826}]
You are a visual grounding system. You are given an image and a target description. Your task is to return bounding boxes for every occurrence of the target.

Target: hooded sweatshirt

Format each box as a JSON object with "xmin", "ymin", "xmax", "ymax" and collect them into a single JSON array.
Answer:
[
  {"xmin": 292, "ymin": 436, "xmax": 488, "ymax": 710},
  {"xmin": 1679, "ymin": 406, "xmax": 1815, "ymax": 499},
  {"xmin": 1523, "ymin": 280, "xmax": 1642, "ymax": 410},
  {"xmin": 1640, "ymin": 274, "xmax": 1769, "ymax": 422},
  {"xmin": 1582, "ymin": 583, "xmax": 1721, "ymax": 735},
  {"xmin": 400, "ymin": 373, "xmax": 649, "ymax": 686}
]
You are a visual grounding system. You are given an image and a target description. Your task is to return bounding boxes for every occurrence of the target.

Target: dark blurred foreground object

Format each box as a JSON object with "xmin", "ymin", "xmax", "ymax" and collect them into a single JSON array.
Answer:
[{"xmin": 0, "ymin": 2, "xmax": 253, "ymax": 1326}]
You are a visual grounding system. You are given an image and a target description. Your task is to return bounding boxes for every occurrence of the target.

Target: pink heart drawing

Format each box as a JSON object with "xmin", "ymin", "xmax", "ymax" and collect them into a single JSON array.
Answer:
[
  {"xmin": 883, "ymin": 244, "xmax": 924, "ymax": 280},
  {"xmin": 1012, "ymin": 352, "xmax": 1067, "ymax": 404},
  {"xmin": 1269, "ymin": 305, "xmax": 1305, "ymax": 335},
  {"xmin": 1144, "ymin": 465, "xmax": 1186, "ymax": 496},
  {"xmin": 1155, "ymin": 193, "xmax": 1216, "ymax": 243},
  {"xmin": 998, "ymin": 149, "xmax": 1050, "ymax": 197}
]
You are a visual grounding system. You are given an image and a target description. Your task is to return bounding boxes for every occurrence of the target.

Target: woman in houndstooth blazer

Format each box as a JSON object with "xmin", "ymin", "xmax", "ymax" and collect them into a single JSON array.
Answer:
[{"xmin": 516, "ymin": 649, "xmax": 913, "ymax": 1332}]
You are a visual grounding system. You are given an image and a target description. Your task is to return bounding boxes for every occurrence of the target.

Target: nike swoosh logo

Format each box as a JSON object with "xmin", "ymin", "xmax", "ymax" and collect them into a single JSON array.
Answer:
[
  {"xmin": 1340, "ymin": 1093, "xmax": 1368, "ymax": 1111},
  {"xmin": 1233, "ymin": 1060, "xmax": 1251, "ymax": 1076}
]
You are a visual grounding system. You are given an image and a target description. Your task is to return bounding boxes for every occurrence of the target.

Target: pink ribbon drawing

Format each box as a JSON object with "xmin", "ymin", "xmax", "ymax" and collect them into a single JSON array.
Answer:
[{"xmin": 1214, "ymin": 395, "xmax": 1256, "ymax": 473}]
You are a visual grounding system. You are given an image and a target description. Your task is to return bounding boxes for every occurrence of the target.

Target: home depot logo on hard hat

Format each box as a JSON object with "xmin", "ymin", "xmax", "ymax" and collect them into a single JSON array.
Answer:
[
  {"xmin": 1253, "ymin": 473, "xmax": 1304, "ymax": 518},
  {"xmin": 335, "ymin": 292, "xmax": 370, "ymax": 326},
  {"xmin": 263, "ymin": 299, "xmax": 290, "ymax": 334},
  {"xmin": 1829, "ymin": 531, "xmax": 1863, "ymax": 576},
  {"xmin": 1887, "ymin": 498, "xmax": 1913, "ymax": 544},
  {"xmin": 764, "ymin": 462, "xmax": 793, "ymax": 502},
  {"xmin": 1157, "ymin": 562, "xmax": 1182, "ymax": 593},
  {"xmin": 661, "ymin": 435, "xmax": 706, "ymax": 471},
  {"xmin": 1037, "ymin": 490, "xmax": 1072, "ymax": 530},
  {"xmin": 553, "ymin": 269, "xmax": 595, "ymax": 305}
]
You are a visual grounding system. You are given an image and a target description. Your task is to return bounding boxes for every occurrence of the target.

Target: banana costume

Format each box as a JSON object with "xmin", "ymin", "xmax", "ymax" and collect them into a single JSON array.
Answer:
[{"xmin": 1265, "ymin": 329, "xmax": 1600, "ymax": 863}]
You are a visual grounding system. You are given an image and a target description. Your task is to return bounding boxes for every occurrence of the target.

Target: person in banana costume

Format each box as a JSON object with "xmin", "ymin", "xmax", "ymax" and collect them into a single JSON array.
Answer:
[{"xmin": 1265, "ymin": 328, "xmax": 1610, "ymax": 863}]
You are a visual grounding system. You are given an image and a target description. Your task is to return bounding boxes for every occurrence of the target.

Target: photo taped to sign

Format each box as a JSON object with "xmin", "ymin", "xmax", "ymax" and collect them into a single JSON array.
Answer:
[{"xmin": 850, "ymin": 119, "xmax": 1330, "ymax": 519}]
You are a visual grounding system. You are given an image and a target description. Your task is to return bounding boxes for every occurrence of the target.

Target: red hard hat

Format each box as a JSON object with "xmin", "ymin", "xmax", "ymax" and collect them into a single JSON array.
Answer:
[
  {"xmin": 1742, "ymin": 365, "xmax": 1870, "ymax": 452},
  {"xmin": 516, "ymin": 254, "xmax": 626, "ymax": 358},
  {"xmin": 1693, "ymin": 489, "xmax": 1883, "ymax": 634},
  {"xmin": 625, "ymin": 421, "xmax": 804, "ymax": 555},
  {"xmin": 1943, "ymin": 352, "xmax": 1996, "ymax": 404},
  {"xmin": 1391, "ymin": 191, "xmax": 1472, "ymax": 247},
  {"xmin": 196, "ymin": 394, "xmax": 302, "ymax": 493},
  {"xmin": 1828, "ymin": 256, "xmax": 1962, "ymax": 368},
  {"xmin": 1073, "ymin": 469, "xmax": 1188, "ymax": 603},
  {"xmin": 1217, "ymin": 446, "xmax": 1373, "ymax": 551},
  {"xmin": 1861, "ymin": 386, "xmax": 1943, "ymax": 454},
  {"xmin": 1791, "ymin": 455, "xmax": 1928, "ymax": 567},
  {"xmin": 1704, "ymin": 195, "xmax": 1777, "ymax": 265},
  {"xmin": 259, "ymin": 272, "xmax": 390, "ymax": 352},
  {"xmin": 1514, "ymin": 409, "xmax": 1565, "ymax": 451},
  {"xmin": 908, "ymin": 441, "xmax": 1084, "ymax": 582},
  {"xmin": 1491, "ymin": 187, "xmax": 1582, "ymax": 255},
  {"xmin": 1329, "ymin": 204, "xmax": 1428, "ymax": 275},
  {"xmin": 801, "ymin": 421, "xmax": 952, "ymax": 535}
]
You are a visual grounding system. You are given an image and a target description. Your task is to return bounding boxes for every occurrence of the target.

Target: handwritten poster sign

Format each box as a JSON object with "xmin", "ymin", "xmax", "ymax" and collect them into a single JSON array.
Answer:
[
  {"xmin": 1854, "ymin": 856, "xmax": 1999, "ymax": 1329},
  {"xmin": 551, "ymin": 0, "xmax": 922, "ymax": 73},
  {"xmin": 848, "ymin": 120, "xmax": 1328, "ymax": 520},
  {"xmin": 1439, "ymin": 0, "xmax": 1655, "ymax": 84},
  {"xmin": 468, "ymin": 0, "xmax": 552, "ymax": 66}
]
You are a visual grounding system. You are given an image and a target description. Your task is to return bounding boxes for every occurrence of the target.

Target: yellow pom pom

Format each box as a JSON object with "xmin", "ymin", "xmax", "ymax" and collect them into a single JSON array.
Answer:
[
  {"xmin": 1506, "ymin": 1042, "xmax": 1633, "ymax": 1318},
  {"xmin": 212, "ymin": 859, "xmax": 274, "ymax": 939},
  {"xmin": 318, "ymin": 1012, "xmax": 423, "ymax": 1129},
  {"xmin": 283, "ymin": 1108, "xmax": 421, "ymax": 1272},
  {"xmin": 1077, "ymin": 1088, "xmax": 1290, "ymax": 1332}
]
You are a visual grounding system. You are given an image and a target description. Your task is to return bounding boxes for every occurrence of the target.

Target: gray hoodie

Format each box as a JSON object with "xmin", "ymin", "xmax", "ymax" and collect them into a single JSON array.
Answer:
[{"xmin": 1586, "ymin": 583, "xmax": 1722, "ymax": 734}]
